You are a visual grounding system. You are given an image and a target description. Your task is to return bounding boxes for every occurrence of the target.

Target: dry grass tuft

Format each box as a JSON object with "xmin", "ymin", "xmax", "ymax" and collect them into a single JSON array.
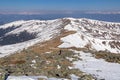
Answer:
[{"xmin": 92, "ymin": 51, "xmax": 120, "ymax": 64}]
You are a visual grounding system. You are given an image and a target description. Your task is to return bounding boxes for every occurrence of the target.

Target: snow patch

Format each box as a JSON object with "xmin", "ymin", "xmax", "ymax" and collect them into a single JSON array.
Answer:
[
  {"xmin": 59, "ymin": 33, "xmax": 88, "ymax": 48},
  {"xmin": 73, "ymin": 51, "xmax": 120, "ymax": 80},
  {"xmin": 7, "ymin": 76, "xmax": 36, "ymax": 80}
]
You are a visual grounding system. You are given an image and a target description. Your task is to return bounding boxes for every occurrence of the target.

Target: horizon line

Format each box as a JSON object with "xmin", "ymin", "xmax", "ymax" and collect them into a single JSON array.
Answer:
[{"xmin": 0, "ymin": 10, "xmax": 120, "ymax": 15}]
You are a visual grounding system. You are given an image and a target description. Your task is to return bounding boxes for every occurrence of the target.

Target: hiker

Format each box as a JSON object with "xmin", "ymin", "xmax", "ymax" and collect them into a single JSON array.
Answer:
[
  {"xmin": 4, "ymin": 69, "xmax": 12, "ymax": 80},
  {"xmin": 4, "ymin": 72, "xmax": 10, "ymax": 80},
  {"xmin": 58, "ymin": 50, "xmax": 62, "ymax": 55}
]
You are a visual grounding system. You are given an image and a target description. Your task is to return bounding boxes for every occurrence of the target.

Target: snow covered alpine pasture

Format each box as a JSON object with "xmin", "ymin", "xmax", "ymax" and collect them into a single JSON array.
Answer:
[{"xmin": 0, "ymin": 18, "xmax": 120, "ymax": 80}]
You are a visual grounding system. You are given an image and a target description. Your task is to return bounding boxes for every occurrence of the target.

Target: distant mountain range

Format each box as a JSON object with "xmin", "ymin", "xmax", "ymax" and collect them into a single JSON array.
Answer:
[{"xmin": 0, "ymin": 10, "xmax": 120, "ymax": 15}]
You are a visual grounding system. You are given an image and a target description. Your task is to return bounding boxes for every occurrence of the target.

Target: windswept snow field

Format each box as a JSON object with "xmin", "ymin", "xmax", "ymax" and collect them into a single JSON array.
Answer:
[{"xmin": 73, "ymin": 51, "xmax": 120, "ymax": 80}]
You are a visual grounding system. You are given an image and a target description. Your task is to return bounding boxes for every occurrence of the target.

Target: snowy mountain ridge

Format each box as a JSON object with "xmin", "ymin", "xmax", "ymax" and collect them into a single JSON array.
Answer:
[{"xmin": 0, "ymin": 18, "xmax": 120, "ymax": 57}]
